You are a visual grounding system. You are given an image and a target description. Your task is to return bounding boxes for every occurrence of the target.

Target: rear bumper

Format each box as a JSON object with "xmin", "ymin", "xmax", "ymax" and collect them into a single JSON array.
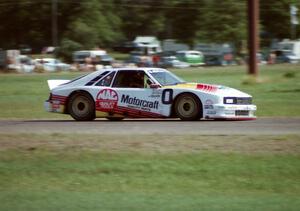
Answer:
[
  {"xmin": 44, "ymin": 101, "xmax": 65, "ymax": 113},
  {"xmin": 204, "ymin": 104, "xmax": 257, "ymax": 120}
]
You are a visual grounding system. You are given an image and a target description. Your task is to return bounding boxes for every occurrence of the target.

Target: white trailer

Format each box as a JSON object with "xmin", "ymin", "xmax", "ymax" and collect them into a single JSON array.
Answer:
[{"xmin": 276, "ymin": 39, "xmax": 300, "ymax": 63}]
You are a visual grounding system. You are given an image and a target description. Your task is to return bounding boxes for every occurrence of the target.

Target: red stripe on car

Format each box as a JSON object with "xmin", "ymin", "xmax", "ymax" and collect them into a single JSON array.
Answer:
[{"xmin": 197, "ymin": 84, "xmax": 217, "ymax": 92}]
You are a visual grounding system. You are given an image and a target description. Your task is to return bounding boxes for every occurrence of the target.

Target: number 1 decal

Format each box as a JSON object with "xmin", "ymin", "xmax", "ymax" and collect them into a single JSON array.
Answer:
[{"xmin": 162, "ymin": 89, "xmax": 173, "ymax": 104}]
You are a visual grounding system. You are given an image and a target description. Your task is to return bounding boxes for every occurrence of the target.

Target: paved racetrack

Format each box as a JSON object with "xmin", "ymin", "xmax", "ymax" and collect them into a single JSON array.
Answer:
[{"xmin": 0, "ymin": 118, "xmax": 299, "ymax": 135}]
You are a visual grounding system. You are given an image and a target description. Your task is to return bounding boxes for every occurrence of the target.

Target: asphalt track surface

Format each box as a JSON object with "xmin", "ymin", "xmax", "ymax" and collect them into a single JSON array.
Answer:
[{"xmin": 0, "ymin": 118, "xmax": 299, "ymax": 135}]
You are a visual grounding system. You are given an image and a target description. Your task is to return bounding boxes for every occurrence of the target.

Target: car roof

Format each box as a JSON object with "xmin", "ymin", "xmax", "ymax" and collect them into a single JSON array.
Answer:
[
  {"xmin": 116, "ymin": 67, "xmax": 167, "ymax": 72},
  {"xmin": 91, "ymin": 67, "xmax": 167, "ymax": 74},
  {"xmin": 66, "ymin": 68, "xmax": 168, "ymax": 87}
]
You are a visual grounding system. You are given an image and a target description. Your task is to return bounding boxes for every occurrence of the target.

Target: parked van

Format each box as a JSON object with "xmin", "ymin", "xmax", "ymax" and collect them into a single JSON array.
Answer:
[
  {"xmin": 133, "ymin": 36, "xmax": 162, "ymax": 54},
  {"xmin": 176, "ymin": 50, "xmax": 205, "ymax": 66},
  {"xmin": 0, "ymin": 50, "xmax": 35, "ymax": 72},
  {"xmin": 194, "ymin": 43, "xmax": 235, "ymax": 66},
  {"xmin": 274, "ymin": 39, "xmax": 300, "ymax": 63},
  {"xmin": 73, "ymin": 50, "xmax": 113, "ymax": 66}
]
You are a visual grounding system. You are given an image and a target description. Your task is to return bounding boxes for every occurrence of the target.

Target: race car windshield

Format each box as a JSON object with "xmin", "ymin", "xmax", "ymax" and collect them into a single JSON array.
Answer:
[{"xmin": 150, "ymin": 71, "xmax": 185, "ymax": 86}]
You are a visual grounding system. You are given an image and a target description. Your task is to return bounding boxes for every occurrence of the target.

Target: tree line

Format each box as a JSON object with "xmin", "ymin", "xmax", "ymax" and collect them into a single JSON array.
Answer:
[{"xmin": 0, "ymin": 0, "xmax": 299, "ymax": 57}]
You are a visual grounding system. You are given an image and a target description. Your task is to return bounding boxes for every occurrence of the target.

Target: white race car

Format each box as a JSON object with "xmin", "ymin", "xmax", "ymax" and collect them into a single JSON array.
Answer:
[{"xmin": 45, "ymin": 68, "xmax": 256, "ymax": 121}]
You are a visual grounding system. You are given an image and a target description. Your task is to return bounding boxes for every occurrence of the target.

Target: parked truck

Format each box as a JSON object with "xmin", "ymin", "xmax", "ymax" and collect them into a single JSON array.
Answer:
[
  {"xmin": 0, "ymin": 49, "xmax": 35, "ymax": 72},
  {"xmin": 272, "ymin": 39, "xmax": 300, "ymax": 64}
]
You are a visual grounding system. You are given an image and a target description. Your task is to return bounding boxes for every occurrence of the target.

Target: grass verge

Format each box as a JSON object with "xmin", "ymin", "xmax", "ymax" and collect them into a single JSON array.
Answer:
[{"xmin": 0, "ymin": 133, "xmax": 300, "ymax": 210}]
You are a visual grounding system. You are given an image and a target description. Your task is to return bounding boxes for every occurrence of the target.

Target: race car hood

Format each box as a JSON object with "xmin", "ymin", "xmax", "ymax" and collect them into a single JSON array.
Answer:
[{"xmin": 164, "ymin": 83, "xmax": 251, "ymax": 97}]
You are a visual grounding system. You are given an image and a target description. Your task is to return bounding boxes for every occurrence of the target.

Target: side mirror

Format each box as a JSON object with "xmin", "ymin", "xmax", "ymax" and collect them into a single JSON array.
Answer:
[{"xmin": 150, "ymin": 84, "xmax": 160, "ymax": 89}]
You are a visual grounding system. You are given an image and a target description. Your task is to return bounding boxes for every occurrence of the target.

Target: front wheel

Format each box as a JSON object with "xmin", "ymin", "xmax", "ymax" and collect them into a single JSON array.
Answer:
[
  {"xmin": 68, "ymin": 92, "xmax": 95, "ymax": 121},
  {"xmin": 174, "ymin": 93, "xmax": 202, "ymax": 121}
]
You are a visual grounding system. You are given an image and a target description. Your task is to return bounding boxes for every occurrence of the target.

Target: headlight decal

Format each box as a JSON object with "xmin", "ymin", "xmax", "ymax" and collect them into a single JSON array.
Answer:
[
  {"xmin": 223, "ymin": 97, "xmax": 252, "ymax": 105},
  {"xmin": 224, "ymin": 97, "xmax": 236, "ymax": 104}
]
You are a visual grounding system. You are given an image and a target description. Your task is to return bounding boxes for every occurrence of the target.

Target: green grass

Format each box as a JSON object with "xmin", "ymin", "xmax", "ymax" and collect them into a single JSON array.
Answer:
[
  {"xmin": 0, "ymin": 64, "xmax": 299, "ymax": 119},
  {"xmin": 0, "ymin": 133, "xmax": 299, "ymax": 211},
  {"xmin": 0, "ymin": 148, "xmax": 299, "ymax": 210},
  {"xmin": 0, "ymin": 72, "xmax": 78, "ymax": 119},
  {"xmin": 1, "ymin": 65, "xmax": 299, "ymax": 210},
  {"xmin": 0, "ymin": 133, "xmax": 300, "ymax": 210}
]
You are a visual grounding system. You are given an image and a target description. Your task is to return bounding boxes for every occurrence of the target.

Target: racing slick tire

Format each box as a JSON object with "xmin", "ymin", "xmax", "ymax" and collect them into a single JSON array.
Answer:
[
  {"xmin": 106, "ymin": 117, "xmax": 124, "ymax": 121},
  {"xmin": 68, "ymin": 92, "xmax": 96, "ymax": 121},
  {"xmin": 174, "ymin": 93, "xmax": 202, "ymax": 121}
]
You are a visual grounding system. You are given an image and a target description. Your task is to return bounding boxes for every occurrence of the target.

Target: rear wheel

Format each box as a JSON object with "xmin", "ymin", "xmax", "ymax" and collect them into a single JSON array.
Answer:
[
  {"xmin": 174, "ymin": 93, "xmax": 202, "ymax": 121},
  {"xmin": 68, "ymin": 92, "xmax": 95, "ymax": 121}
]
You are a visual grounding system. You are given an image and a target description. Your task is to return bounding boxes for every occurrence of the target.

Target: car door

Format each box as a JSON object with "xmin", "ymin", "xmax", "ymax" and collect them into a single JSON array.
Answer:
[{"xmin": 108, "ymin": 70, "xmax": 170, "ymax": 118}]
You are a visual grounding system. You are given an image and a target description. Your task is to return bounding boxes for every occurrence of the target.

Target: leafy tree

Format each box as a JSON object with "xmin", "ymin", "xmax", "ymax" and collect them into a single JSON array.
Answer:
[
  {"xmin": 114, "ymin": 0, "xmax": 168, "ymax": 40},
  {"xmin": 165, "ymin": 0, "xmax": 204, "ymax": 47},
  {"xmin": 58, "ymin": 38, "xmax": 82, "ymax": 61},
  {"xmin": 0, "ymin": 0, "xmax": 299, "ymax": 57},
  {"xmin": 59, "ymin": 0, "xmax": 123, "ymax": 59},
  {"xmin": 0, "ymin": 0, "xmax": 52, "ymax": 49},
  {"xmin": 260, "ymin": 0, "xmax": 300, "ymax": 44},
  {"xmin": 196, "ymin": 0, "xmax": 247, "ymax": 52}
]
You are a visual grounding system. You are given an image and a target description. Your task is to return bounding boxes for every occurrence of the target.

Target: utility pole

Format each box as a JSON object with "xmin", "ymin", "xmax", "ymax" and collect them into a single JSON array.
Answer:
[
  {"xmin": 52, "ymin": 0, "xmax": 58, "ymax": 47},
  {"xmin": 247, "ymin": 0, "xmax": 259, "ymax": 76}
]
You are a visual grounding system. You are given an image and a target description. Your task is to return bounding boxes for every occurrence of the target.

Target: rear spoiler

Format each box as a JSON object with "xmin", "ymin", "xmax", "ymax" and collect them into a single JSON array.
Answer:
[{"xmin": 47, "ymin": 80, "xmax": 70, "ymax": 90}]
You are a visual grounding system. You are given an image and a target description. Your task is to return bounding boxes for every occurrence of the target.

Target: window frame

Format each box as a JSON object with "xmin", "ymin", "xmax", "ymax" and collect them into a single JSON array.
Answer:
[
  {"xmin": 94, "ymin": 71, "xmax": 116, "ymax": 87},
  {"xmin": 111, "ymin": 70, "xmax": 154, "ymax": 89}
]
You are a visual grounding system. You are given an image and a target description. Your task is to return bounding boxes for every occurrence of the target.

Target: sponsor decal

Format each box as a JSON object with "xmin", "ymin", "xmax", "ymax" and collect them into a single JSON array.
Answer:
[
  {"xmin": 149, "ymin": 89, "xmax": 162, "ymax": 98},
  {"xmin": 50, "ymin": 94, "xmax": 67, "ymax": 112},
  {"xmin": 205, "ymin": 99, "xmax": 213, "ymax": 105},
  {"xmin": 162, "ymin": 89, "xmax": 173, "ymax": 104},
  {"xmin": 51, "ymin": 94, "xmax": 67, "ymax": 105},
  {"xmin": 113, "ymin": 106, "xmax": 164, "ymax": 118},
  {"xmin": 205, "ymin": 105, "xmax": 214, "ymax": 109},
  {"xmin": 121, "ymin": 94, "xmax": 159, "ymax": 111},
  {"xmin": 197, "ymin": 84, "xmax": 218, "ymax": 92},
  {"xmin": 96, "ymin": 89, "xmax": 118, "ymax": 111},
  {"xmin": 51, "ymin": 101, "xmax": 61, "ymax": 110},
  {"xmin": 204, "ymin": 99, "xmax": 214, "ymax": 109}
]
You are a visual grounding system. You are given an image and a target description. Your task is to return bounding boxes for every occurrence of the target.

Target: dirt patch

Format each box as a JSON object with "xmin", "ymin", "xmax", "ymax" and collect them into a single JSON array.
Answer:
[{"xmin": 0, "ymin": 133, "xmax": 300, "ymax": 155}]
